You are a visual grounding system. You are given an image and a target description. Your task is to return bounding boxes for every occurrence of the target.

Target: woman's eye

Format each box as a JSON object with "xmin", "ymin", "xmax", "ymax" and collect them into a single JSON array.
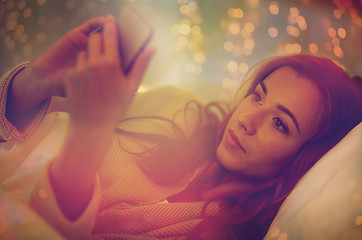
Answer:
[
  {"xmin": 272, "ymin": 117, "xmax": 289, "ymax": 134},
  {"xmin": 252, "ymin": 92, "xmax": 263, "ymax": 105}
]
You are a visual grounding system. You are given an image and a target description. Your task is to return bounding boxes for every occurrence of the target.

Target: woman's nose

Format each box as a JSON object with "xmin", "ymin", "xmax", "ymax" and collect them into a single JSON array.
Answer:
[{"xmin": 237, "ymin": 109, "xmax": 264, "ymax": 135}]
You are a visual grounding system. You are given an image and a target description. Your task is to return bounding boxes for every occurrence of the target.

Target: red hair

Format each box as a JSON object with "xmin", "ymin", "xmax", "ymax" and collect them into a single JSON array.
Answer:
[{"xmin": 116, "ymin": 55, "xmax": 362, "ymax": 239}]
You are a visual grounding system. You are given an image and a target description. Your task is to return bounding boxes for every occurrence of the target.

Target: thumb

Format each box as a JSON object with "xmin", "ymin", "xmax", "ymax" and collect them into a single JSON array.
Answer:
[{"xmin": 127, "ymin": 48, "xmax": 156, "ymax": 92}]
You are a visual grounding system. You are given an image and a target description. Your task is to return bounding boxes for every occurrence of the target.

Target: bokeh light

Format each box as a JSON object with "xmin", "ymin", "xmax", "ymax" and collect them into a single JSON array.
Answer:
[
  {"xmin": 268, "ymin": 27, "xmax": 278, "ymax": 38},
  {"xmin": 269, "ymin": 2, "xmax": 279, "ymax": 15},
  {"xmin": 0, "ymin": 0, "xmax": 360, "ymax": 108}
]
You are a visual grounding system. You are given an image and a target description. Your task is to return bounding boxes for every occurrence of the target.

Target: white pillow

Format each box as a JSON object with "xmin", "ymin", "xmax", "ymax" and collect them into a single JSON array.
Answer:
[{"xmin": 265, "ymin": 122, "xmax": 362, "ymax": 240}]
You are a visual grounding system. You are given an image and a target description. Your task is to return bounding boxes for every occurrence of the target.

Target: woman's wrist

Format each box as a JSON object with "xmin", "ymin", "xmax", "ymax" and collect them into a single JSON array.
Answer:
[
  {"xmin": 51, "ymin": 118, "xmax": 115, "ymax": 185},
  {"xmin": 49, "ymin": 121, "xmax": 113, "ymax": 220}
]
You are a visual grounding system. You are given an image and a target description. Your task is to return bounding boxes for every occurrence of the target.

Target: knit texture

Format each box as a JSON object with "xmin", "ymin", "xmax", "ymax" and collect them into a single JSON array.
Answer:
[
  {"xmin": 1, "ymin": 66, "xmax": 222, "ymax": 239},
  {"xmin": 0, "ymin": 62, "xmax": 51, "ymax": 143},
  {"xmin": 93, "ymin": 86, "xmax": 222, "ymax": 238}
]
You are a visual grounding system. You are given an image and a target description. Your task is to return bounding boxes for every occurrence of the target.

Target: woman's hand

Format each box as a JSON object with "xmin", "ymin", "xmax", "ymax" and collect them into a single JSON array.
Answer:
[
  {"xmin": 49, "ymin": 15, "xmax": 154, "ymax": 220},
  {"xmin": 6, "ymin": 17, "xmax": 106, "ymax": 130},
  {"xmin": 65, "ymin": 15, "xmax": 155, "ymax": 128},
  {"xmin": 8, "ymin": 17, "xmax": 106, "ymax": 113}
]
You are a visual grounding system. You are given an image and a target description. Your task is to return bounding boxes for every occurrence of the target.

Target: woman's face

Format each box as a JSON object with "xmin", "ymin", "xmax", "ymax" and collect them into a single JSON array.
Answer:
[{"xmin": 216, "ymin": 66, "xmax": 323, "ymax": 180}]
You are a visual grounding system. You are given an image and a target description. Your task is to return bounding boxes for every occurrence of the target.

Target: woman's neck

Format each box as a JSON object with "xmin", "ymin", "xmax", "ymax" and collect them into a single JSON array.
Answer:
[{"xmin": 200, "ymin": 171, "xmax": 260, "ymax": 201}]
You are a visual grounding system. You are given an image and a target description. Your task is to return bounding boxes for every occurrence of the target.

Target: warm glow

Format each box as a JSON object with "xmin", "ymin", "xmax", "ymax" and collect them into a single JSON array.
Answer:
[
  {"xmin": 38, "ymin": 188, "xmax": 48, "ymax": 199},
  {"xmin": 178, "ymin": 0, "xmax": 188, "ymax": 5},
  {"xmin": 243, "ymin": 47, "xmax": 252, "ymax": 55},
  {"xmin": 4, "ymin": 36, "xmax": 15, "ymax": 50},
  {"xmin": 224, "ymin": 41, "xmax": 234, "ymax": 52},
  {"xmin": 332, "ymin": 37, "xmax": 340, "ymax": 46},
  {"xmin": 244, "ymin": 22, "xmax": 255, "ymax": 32},
  {"xmin": 15, "ymin": 25, "xmax": 24, "ymax": 35},
  {"xmin": 179, "ymin": 23, "xmax": 191, "ymax": 35},
  {"xmin": 333, "ymin": 45, "xmax": 343, "ymax": 58},
  {"xmin": 6, "ymin": 20, "xmax": 17, "ymax": 31},
  {"xmin": 238, "ymin": 62, "xmax": 249, "ymax": 73},
  {"xmin": 294, "ymin": 43, "xmax": 301, "ymax": 53},
  {"xmin": 355, "ymin": 216, "xmax": 362, "ymax": 226},
  {"xmin": 191, "ymin": 25, "xmax": 201, "ymax": 35},
  {"xmin": 188, "ymin": 40, "xmax": 198, "ymax": 51},
  {"xmin": 228, "ymin": 8, "xmax": 244, "ymax": 18},
  {"xmin": 23, "ymin": 8, "xmax": 32, "ymax": 18},
  {"xmin": 180, "ymin": 5, "xmax": 191, "ymax": 15},
  {"xmin": 37, "ymin": 0, "xmax": 47, "ymax": 5},
  {"xmin": 35, "ymin": 32, "xmax": 46, "ymax": 43},
  {"xmin": 288, "ymin": 14, "xmax": 297, "ymax": 24},
  {"xmin": 229, "ymin": 23, "xmax": 240, "ymax": 35},
  {"xmin": 194, "ymin": 64, "xmax": 203, "ymax": 75},
  {"xmin": 185, "ymin": 62, "xmax": 196, "ymax": 73},
  {"xmin": 19, "ymin": 33, "xmax": 27, "ymax": 43},
  {"xmin": 248, "ymin": 0, "xmax": 260, "ymax": 8},
  {"xmin": 297, "ymin": 16, "xmax": 307, "ymax": 30},
  {"xmin": 232, "ymin": 8, "xmax": 244, "ymax": 18},
  {"xmin": 17, "ymin": 0, "xmax": 26, "ymax": 10},
  {"xmin": 177, "ymin": 36, "xmax": 188, "ymax": 47},
  {"xmin": 338, "ymin": 27, "xmax": 346, "ymax": 38},
  {"xmin": 328, "ymin": 27, "xmax": 337, "ymax": 38},
  {"xmin": 193, "ymin": 51, "xmax": 205, "ymax": 64},
  {"xmin": 241, "ymin": 29, "xmax": 251, "ymax": 38},
  {"xmin": 244, "ymin": 38, "xmax": 255, "ymax": 49},
  {"xmin": 23, "ymin": 43, "xmax": 32, "ymax": 57},
  {"xmin": 228, "ymin": 8, "xmax": 235, "ymax": 18},
  {"xmin": 269, "ymin": 2, "xmax": 279, "ymax": 15},
  {"xmin": 289, "ymin": 7, "xmax": 299, "ymax": 17},
  {"xmin": 287, "ymin": 25, "xmax": 300, "ymax": 37},
  {"xmin": 227, "ymin": 61, "xmax": 238, "ymax": 72},
  {"xmin": 285, "ymin": 43, "xmax": 301, "ymax": 54},
  {"xmin": 268, "ymin": 27, "xmax": 278, "ymax": 38},
  {"xmin": 0, "ymin": 1, "xmax": 360, "ymax": 239},
  {"xmin": 270, "ymin": 227, "xmax": 281, "ymax": 237},
  {"xmin": 171, "ymin": 24, "xmax": 179, "ymax": 35},
  {"xmin": 324, "ymin": 41, "xmax": 333, "ymax": 51},
  {"xmin": 333, "ymin": 9, "xmax": 342, "ymax": 19},
  {"xmin": 278, "ymin": 232, "xmax": 288, "ymax": 240},
  {"xmin": 309, "ymin": 43, "xmax": 318, "ymax": 54}
]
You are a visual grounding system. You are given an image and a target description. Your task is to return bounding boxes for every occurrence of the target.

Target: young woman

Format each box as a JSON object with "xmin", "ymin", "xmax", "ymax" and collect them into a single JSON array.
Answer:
[{"xmin": 1, "ymin": 16, "xmax": 361, "ymax": 239}]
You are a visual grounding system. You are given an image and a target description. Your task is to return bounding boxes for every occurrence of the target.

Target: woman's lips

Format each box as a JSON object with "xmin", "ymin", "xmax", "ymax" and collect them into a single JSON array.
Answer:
[{"xmin": 226, "ymin": 129, "xmax": 246, "ymax": 153}]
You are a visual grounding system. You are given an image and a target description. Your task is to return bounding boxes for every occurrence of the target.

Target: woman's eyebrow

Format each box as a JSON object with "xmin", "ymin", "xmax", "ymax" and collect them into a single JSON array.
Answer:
[
  {"xmin": 277, "ymin": 104, "xmax": 301, "ymax": 134},
  {"xmin": 260, "ymin": 81, "xmax": 301, "ymax": 135},
  {"xmin": 260, "ymin": 82, "xmax": 267, "ymax": 95}
]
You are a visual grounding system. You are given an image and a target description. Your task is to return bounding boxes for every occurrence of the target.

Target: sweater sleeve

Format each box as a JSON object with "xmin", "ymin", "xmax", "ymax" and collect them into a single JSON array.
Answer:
[
  {"xmin": 30, "ymin": 161, "xmax": 102, "ymax": 240},
  {"xmin": 0, "ymin": 63, "xmax": 51, "ymax": 143}
]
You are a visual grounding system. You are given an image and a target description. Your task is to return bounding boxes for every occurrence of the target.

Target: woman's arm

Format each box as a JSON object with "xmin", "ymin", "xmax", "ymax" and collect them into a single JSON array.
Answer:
[
  {"xmin": 5, "ymin": 17, "xmax": 106, "ymax": 131},
  {"xmin": 48, "ymin": 15, "xmax": 155, "ymax": 220}
]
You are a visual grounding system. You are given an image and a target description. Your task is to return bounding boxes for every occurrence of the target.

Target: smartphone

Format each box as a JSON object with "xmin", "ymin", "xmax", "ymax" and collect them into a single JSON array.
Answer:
[
  {"xmin": 117, "ymin": 7, "xmax": 153, "ymax": 74},
  {"xmin": 90, "ymin": 8, "xmax": 153, "ymax": 74}
]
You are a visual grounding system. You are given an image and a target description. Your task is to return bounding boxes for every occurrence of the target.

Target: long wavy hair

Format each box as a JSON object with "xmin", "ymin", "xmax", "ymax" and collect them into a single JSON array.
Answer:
[{"xmin": 116, "ymin": 54, "xmax": 362, "ymax": 239}]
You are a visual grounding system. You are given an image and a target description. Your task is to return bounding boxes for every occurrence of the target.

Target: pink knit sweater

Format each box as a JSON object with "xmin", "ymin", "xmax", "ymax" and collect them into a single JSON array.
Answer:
[{"xmin": 0, "ymin": 64, "xmax": 221, "ymax": 239}]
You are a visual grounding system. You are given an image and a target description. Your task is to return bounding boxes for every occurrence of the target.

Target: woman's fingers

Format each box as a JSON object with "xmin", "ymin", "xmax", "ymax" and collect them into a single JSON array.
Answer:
[
  {"xmin": 88, "ymin": 33, "xmax": 102, "ymax": 62},
  {"xmin": 78, "ymin": 17, "xmax": 106, "ymax": 35},
  {"xmin": 103, "ymin": 15, "xmax": 121, "ymax": 65},
  {"xmin": 77, "ymin": 51, "xmax": 87, "ymax": 70}
]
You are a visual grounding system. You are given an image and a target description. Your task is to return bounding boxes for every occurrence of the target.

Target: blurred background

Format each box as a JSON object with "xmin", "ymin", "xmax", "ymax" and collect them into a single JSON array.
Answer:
[
  {"xmin": 0, "ymin": 0, "xmax": 361, "ymax": 239},
  {"xmin": 0, "ymin": 0, "xmax": 361, "ymax": 102}
]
